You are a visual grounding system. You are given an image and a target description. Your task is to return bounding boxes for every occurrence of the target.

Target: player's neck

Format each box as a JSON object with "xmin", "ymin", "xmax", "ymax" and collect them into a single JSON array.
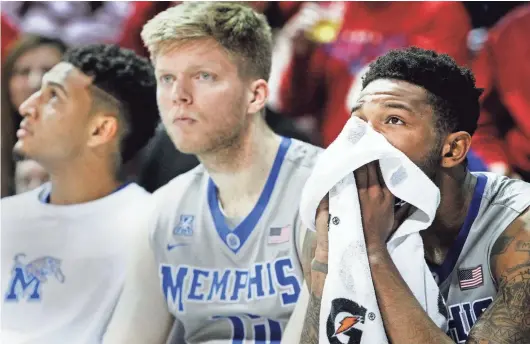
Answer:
[
  {"xmin": 423, "ymin": 168, "xmax": 476, "ymax": 253},
  {"xmin": 46, "ymin": 157, "xmax": 121, "ymax": 205},
  {"xmin": 199, "ymin": 117, "xmax": 282, "ymax": 215}
]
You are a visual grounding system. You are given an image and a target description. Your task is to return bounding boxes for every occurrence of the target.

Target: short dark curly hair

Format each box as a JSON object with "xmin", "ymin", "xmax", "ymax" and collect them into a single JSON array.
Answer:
[
  {"xmin": 362, "ymin": 47, "xmax": 483, "ymax": 137},
  {"xmin": 62, "ymin": 44, "xmax": 158, "ymax": 163}
]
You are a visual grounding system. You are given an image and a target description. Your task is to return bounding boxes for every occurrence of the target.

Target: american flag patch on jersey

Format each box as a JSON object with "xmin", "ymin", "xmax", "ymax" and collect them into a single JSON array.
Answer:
[
  {"xmin": 268, "ymin": 225, "xmax": 291, "ymax": 244},
  {"xmin": 458, "ymin": 265, "xmax": 484, "ymax": 290}
]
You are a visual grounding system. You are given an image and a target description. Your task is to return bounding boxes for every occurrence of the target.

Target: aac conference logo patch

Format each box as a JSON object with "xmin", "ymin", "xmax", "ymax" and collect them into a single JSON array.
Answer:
[{"xmin": 327, "ymin": 298, "xmax": 369, "ymax": 344}]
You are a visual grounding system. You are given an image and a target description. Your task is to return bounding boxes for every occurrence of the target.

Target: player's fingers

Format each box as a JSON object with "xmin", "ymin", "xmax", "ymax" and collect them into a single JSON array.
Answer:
[
  {"xmin": 374, "ymin": 160, "xmax": 393, "ymax": 200},
  {"xmin": 315, "ymin": 194, "xmax": 330, "ymax": 231},
  {"xmin": 317, "ymin": 193, "xmax": 329, "ymax": 212},
  {"xmin": 374, "ymin": 161, "xmax": 385, "ymax": 186},
  {"xmin": 315, "ymin": 210, "xmax": 329, "ymax": 232},
  {"xmin": 354, "ymin": 165, "xmax": 368, "ymax": 190},
  {"xmin": 315, "ymin": 195, "xmax": 330, "ymax": 255},
  {"xmin": 366, "ymin": 161, "xmax": 380, "ymax": 190}
]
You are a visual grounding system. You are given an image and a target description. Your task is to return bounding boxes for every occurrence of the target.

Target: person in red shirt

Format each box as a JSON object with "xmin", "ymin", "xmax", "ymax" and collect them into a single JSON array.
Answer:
[
  {"xmin": 1, "ymin": 14, "xmax": 19, "ymax": 62},
  {"xmin": 472, "ymin": 5, "xmax": 530, "ymax": 181},
  {"xmin": 117, "ymin": 2, "xmax": 176, "ymax": 57},
  {"xmin": 275, "ymin": 2, "xmax": 471, "ymax": 147}
]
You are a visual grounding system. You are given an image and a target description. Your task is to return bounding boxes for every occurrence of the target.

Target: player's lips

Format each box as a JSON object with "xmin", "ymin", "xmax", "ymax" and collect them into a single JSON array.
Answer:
[
  {"xmin": 17, "ymin": 122, "xmax": 33, "ymax": 138},
  {"xmin": 173, "ymin": 115, "xmax": 197, "ymax": 125}
]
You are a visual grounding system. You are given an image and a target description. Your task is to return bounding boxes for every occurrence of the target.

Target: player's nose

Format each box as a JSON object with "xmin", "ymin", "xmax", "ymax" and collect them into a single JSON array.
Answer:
[
  {"xmin": 171, "ymin": 75, "xmax": 192, "ymax": 105},
  {"xmin": 18, "ymin": 91, "xmax": 41, "ymax": 119}
]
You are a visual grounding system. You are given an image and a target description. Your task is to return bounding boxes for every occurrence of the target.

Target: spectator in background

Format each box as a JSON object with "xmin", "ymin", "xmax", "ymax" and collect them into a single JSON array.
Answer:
[
  {"xmin": 472, "ymin": 5, "xmax": 530, "ymax": 181},
  {"xmin": 270, "ymin": 2, "xmax": 472, "ymax": 147},
  {"xmin": 1, "ymin": 1, "xmax": 131, "ymax": 48},
  {"xmin": 1, "ymin": 14, "xmax": 19, "ymax": 62},
  {"xmin": 117, "ymin": 1, "xmax": 177, "ymax": 57},
  {"xmin": 1, "ymin": 35, "xmax": 66, "ymax": 197}
]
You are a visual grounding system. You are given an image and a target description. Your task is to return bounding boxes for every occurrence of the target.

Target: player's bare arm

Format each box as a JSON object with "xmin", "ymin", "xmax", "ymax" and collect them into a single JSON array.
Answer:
[
  {"xmin": 295, "ymin": 46, "xmax": 527, "ymax": 344},
  {"xmin": 353, "ymin": 161, "xmax": 453, "ymax": 343},
  {"xmin": 355, "ymin": 162, "xmax": 530, "ymax": 343},
  {"xmin": 300, "ymin": 196, "xmax": 329, "ymax": 344},
  {"xmin": 466, "ymin": 208, "xmax": 530, "ymax": 343}
]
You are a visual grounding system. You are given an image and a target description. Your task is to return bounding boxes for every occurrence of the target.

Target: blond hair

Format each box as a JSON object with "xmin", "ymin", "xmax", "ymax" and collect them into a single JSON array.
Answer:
[{"xmin": 141, "ymin": 2, "xmax": 273, "ymax": 81}]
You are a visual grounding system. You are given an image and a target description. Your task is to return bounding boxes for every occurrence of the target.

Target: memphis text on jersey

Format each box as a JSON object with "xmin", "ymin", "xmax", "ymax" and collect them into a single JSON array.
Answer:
[
  {"xmin": 160, "ymin": 257, "xmax": 301, "ymax": 312},
  {"xmin": 447, "ymin": 297, "xmax": 493, "ymax": 343}
]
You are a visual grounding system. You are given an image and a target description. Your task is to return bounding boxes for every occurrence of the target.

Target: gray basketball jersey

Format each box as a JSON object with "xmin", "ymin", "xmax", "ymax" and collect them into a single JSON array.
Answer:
[
  {"xmin": 150, "ymin": 137, "xmax": 321, "ymax": 344},
  {"xmin": 429, "ymin": 172, "xmax": 530, "ymax": 343}
]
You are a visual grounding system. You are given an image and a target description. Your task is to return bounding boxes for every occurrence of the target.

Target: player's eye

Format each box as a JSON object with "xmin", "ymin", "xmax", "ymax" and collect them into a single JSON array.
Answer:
[
  {"xmin": 159, "ymin": 74, "xmax": 175, "ymax": 84},
  {"xmin": 48, "ymin": 88, "xmax": 59, "ymax": 101},
  {"xmin": 386, "ymin": 116, "xmax": 405, "ymax": 125},
  {"xmin": 14, "ymin": 68, "xmax": 31, "ymax": 77},
  {"xmin": 196, "ymin": 72, "xmax": 214, "ymax": 81}
]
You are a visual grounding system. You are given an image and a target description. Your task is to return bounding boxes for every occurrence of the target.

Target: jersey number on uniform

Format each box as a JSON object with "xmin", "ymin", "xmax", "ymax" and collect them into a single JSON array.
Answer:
[{"xmin": 213, "ymin": 314, "xmax": 281, "ymax": 344}]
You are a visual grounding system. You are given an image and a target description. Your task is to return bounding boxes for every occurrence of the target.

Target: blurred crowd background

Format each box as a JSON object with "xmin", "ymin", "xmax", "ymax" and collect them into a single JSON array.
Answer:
[{"xmin": 2, "ymin": 1, "xmax": 530, "ymax": 199}]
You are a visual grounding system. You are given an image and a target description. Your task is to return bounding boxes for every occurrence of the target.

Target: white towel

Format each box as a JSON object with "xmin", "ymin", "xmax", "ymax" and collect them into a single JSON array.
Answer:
[{"xmin": 300, "ymin": 116, "xmax": 448, "ymax": 344}]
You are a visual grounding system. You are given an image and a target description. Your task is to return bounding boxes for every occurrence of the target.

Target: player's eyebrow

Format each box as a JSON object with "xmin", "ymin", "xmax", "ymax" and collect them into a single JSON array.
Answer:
[
  {"xmin": 382, "ymin": 102, "xmax": 415, "ymax": 114},
  {"xmin": 155, "ymin": 60, "xmax": 223, "ymax": 74},
  {"xmin": 351, "ymin": 102, "xmax": 417, "ymax": 116},
  {"xmin": 44, "ymin": 81, "xmax": 68, "ymax": 97},
  {"xmin": 154, "ymin": 68, "xmax": 173, "ymax": 76}
]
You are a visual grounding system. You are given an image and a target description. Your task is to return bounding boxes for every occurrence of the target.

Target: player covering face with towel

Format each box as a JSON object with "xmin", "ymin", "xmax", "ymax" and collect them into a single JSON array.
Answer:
[{"xmin": 300, "ymin": 47, "xmax": 530, "ymax": 344}]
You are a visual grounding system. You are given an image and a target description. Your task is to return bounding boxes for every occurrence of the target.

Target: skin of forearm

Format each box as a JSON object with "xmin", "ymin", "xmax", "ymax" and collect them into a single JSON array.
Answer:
[
  {"xmin": 300, "ymin": 256, "xmax": 327, "ymax": 344},
  {"xmin": 368, "ymin": 247, "xmax": 453, "ymax": 344}
]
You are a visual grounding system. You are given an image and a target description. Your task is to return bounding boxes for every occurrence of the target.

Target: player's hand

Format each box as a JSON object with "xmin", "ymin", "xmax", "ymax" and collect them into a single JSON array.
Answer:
[
  {"xmin": 314, "ymin": 194, "xmax": 330, "ymax": 264},
  {"xmin": 355, "ymin": 161, "xmax": 410, "ymax": 251}
]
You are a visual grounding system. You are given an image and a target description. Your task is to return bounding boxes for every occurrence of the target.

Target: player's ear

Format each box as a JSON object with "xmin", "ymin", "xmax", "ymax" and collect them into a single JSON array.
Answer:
[
  {"xmin": 440, "ymin": 131, "xmax": 471, "ymax": 168},
  {"xmin": 87, "ymin": 113, "xmax": 119, "ymax": 148},
  {"xmin": 247, "ymin": 79, "xmax": 268, "ymax": 115}
]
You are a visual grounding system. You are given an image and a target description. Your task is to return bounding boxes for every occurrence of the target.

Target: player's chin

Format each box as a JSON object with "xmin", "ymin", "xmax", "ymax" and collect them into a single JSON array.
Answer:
[
  {"xmin": 171, "ymin": 136, "xmax": 207, "ymax": 155},
  {"xmin": 12, "ymin": 140, "xmax": 34, "ymax": 161}
]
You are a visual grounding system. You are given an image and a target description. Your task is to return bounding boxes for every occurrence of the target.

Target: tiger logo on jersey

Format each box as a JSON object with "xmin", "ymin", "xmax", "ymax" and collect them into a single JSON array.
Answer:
[
  {"xmin": 327, "ymin": 298, "xmax": 367, "ymax": 344},
  {"xmin": 4, "ymin": 253, "xmax": 65, "ymax": 302}
]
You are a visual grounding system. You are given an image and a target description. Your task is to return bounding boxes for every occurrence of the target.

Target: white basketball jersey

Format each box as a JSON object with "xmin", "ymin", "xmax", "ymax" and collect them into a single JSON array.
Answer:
[
  {"xmin": 428, "ymin": 173, "xmax": 530, "ymax": 343},
  {"xmin": 1, "ymin": 183, "xmax": 151, "ymax": 344},
  {"xmin": 150, "ymin": 138, "xmax": 322, "ymax": 344}
]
